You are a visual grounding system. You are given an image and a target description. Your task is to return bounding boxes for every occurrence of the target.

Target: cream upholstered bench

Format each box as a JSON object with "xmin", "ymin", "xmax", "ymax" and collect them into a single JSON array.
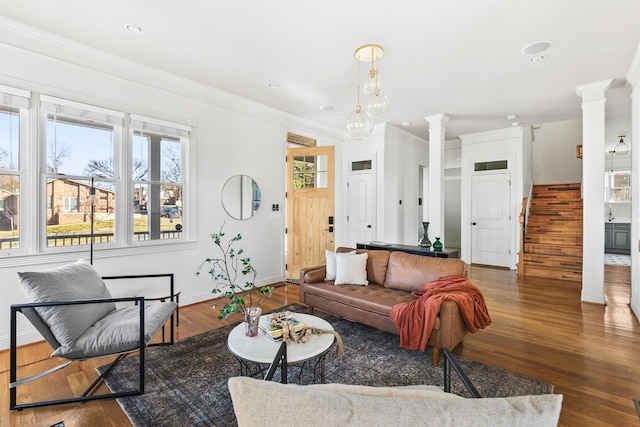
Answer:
[{"xmin": 228, "ymin": 377, "xmax": 562, "ymax": 427}]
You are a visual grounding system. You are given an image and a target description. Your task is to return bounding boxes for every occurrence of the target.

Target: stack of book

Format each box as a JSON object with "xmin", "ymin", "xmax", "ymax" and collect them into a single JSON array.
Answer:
[{"xmin": 259, "ymin": 314, "xmax": 306, "ymax": 341}]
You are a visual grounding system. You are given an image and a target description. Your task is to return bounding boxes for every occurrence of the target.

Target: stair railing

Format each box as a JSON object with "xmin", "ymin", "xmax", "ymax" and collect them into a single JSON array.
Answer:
[{"xmin": 517, "ymin": 183, "xmax": 533, "ymax": 275}]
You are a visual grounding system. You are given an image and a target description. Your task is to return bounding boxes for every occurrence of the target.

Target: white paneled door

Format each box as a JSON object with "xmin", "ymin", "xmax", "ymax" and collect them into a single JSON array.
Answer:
[
  {"xmin": 347, "ymin": 170, "xmax": 375, "ymax": 246},
  {"xmin": 471, "ymin": 173, "xmax": 511, "ymax": 267}
]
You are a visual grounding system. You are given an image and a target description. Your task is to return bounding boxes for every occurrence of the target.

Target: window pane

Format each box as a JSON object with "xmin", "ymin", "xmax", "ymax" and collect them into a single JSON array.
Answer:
[
  {"xmin": 161, "ymin": 138, "xmax": 181, "ymax": 183},
  {"xmin": 304, "ymin": 156, "xmax": 316, "ymax": 172},
  {"xmin": 317, "ymin": 155, "xmax": 328, "ymax": 172},
  {"xmin": 317, "ymin": 171, "xmax": 328, "ymax": 188},
  {"xmin": 0, "ymin": 175, "xmax": 19, "ymax": 249},
  {"xmin": 132, "ymin": 183, "xmax": 182, "ymax": 241},
  {"xmin": 46, "ymin": 178, "xmax": 115, "ymax": 247},
  {"xmin": 0, "ymin": 107, "xmax": 19, "ymax": 171},
  {"xmin": 131, "ymin": 126, "xmax": 184, "ymax": 242},
  {"xmin": 132, "ymin": 132, "xmax": 150, "ymax": 181},
  {"xmin": 46, "ymin": 117, "xmax": 114, "ymax": 177}
]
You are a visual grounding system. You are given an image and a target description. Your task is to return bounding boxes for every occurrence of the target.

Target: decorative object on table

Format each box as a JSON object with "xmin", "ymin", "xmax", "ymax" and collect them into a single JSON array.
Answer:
[
  {"xmin": 259, "ymin": 312, "xmax": 307, "ymax": 341},
  {"xmin": 418, "ymin": 221, "xmax": 431, "ymax": 248},
  {"xmin": 244, "ymin": 306, "xmax": 262, "ymax": 337},
  {"xmin": 196, "ymin": 223, "xmax": 273, "ymax": 330},
  {"xmin": 263, "ymin": 310, "xmax": 344, "ymax": 356},
  {"xmin": 433, "ymin": 237, "xmax": 443, "ymax": 252}
]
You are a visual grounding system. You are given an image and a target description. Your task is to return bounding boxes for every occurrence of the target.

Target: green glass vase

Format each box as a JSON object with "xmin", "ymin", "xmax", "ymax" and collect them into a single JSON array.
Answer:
[{"xmin": 433, "ymin": 237, "xmax": 443, "ymax": 252}]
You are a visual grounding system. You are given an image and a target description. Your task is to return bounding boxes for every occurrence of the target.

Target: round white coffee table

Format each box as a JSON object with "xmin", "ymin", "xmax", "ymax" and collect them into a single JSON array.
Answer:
[{"xmin": 227, "ymin": 313, "xmax": 335, "ymax": 383}]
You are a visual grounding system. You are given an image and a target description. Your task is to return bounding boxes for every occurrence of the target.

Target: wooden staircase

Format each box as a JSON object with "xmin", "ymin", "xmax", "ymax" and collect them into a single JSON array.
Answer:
[{"xmin": 520, "ymin": 183, "xmax": 583, "ymax": 282}]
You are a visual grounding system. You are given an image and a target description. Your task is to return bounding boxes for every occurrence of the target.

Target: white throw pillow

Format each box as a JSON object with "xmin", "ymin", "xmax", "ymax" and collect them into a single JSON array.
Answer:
[
  {"xmin": 325, "ymin": 250, "xmax": 355, "ymax": 280},
  {"xmin": 335, "ymin": 252, "xmax": 368, "ymax": 285}
]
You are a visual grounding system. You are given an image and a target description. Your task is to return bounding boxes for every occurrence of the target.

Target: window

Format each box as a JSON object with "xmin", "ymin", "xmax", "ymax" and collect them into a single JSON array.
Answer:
[
  {"xmin": 131, "ymin": 115, "xmax": 187, "ymax": 242},
  {"xmin": 0, "ymin": 86, "xmax": 29, "ymax": 251},
  {"xmin": 293, "ymin": 155, "xmax": 328, "ymax": 189},
  {"xmin": 41, "ymin": 96, "xmax": 122, "ymax": 249},
  {"xmin": 474, "ymin": 160, "xmax": 508, "ymax": 172},
  {"xmin": 62, "ymin": 197, "xmax": 79, "ymax": 213},
  {"xmin": 0, "ymin": 87, "xmax": 192, "ymax": 258}
]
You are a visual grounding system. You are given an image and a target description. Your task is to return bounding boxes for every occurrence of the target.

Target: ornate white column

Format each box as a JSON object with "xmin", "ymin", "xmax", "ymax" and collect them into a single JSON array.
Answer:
[
  {"xmin": 576, "ymin": 79, "xmax": 612, "ymax": 304},
  {"xmin": 425, "ymin": 114, "xmax": 449, "ymax": 245}
]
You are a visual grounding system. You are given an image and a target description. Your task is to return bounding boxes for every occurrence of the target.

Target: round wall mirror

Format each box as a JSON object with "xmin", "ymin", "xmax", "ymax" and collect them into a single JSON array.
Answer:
[{"xmin": 221, "ymin": 175, "xmax": 261, "ymax": 220}]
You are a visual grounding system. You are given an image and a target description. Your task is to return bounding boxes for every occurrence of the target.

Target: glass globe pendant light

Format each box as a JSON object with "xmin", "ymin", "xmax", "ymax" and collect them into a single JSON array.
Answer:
[
  {"xmin": 364, "ymin": 90, "xmax": 390, "ymax": 119},
  {"xmin": 362, "ymin": 69, "xmax": 382, "ymax": 96},
  {"xmin": 345, "ymin": 105, "xmax": 373, "ymax": 139},
  {"xmin": 345, "ymin": 56, "xmax": 373, "ymax": 139},
  {"xmin": 345, "ymin": 44, "xmax": 387, "ymax": 139}
]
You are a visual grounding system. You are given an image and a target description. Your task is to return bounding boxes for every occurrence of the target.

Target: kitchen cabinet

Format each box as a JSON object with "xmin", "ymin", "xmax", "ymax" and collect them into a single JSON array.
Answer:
[{"xmin": 605, "ymin": 222, "xmax": 631, "ymax": 254}]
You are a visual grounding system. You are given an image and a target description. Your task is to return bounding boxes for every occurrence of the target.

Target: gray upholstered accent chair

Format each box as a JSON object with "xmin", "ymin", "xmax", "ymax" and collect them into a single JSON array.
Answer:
[{"xmin": 9, "ymin": 259, "xmax": 178, "ymax": 410}]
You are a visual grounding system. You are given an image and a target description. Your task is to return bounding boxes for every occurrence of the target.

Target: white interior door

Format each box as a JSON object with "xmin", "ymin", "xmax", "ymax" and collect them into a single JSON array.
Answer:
[
  {"xmin": 347, "ymin": 171, "xmax": 375, "ymax": 246},
  {"xmin": 471, "ymin": 173, "xmax": 511, "ymax": 267}
]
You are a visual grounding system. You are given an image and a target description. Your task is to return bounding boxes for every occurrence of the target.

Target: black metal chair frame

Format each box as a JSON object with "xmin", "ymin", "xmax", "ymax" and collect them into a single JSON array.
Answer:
[
  {"xmin": 263, "ymin": 341, "xmax": 482, "ymax": 399},
  {"xmin": 262, "ymin": 343, "xmax": 481, "ymax": 399},
  {"xmin": 263, "ymin": 341, "xmax": 288, "ymax": 383},
  {"xmin": 441, "ymin": 348, "xmax": 481, "ymax": 398},
  {"xmin": 9, "ymin": 273, "xmax": 177, "ymax": 411}
]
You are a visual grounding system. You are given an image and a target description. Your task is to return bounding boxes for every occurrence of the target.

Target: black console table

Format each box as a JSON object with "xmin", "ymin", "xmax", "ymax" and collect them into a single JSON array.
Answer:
[{"xmin": 356, "ymin": 242, "xmax": 459, "ymax": 259}]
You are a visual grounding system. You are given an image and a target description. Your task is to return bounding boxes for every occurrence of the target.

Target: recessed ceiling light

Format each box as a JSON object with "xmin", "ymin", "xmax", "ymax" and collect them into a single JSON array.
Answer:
[
  {"xmin": 529, "ymin": 55, "xmax": 546, "ymax": 63},
  {"xmin": 334, "ymin": 109, "xmax": 343, "ymax": 115},
  {"xmin": 505, "ymin": 114, "xmax": 517, "ymax": 120},
  {"xmin": 512, "ymin": 121, "xmax": 521, "ymax": 127},
  {"xmin": 320, "ymin": 105, "xmax": 335, "ymax": 112},
  {"xmin": 268, "ymin": 83, "xmax": 279, "ymax": 89},
  {"xmin": 401, "ymin": 121, "xmax": 412, "ymax": 127},
  {"xmin": 125, "ymin": 24, "xmax": 144, "ymax": 34},
  {"xmin": 521, "ymin": 41, "xmax": 552, "ymax": 55}
]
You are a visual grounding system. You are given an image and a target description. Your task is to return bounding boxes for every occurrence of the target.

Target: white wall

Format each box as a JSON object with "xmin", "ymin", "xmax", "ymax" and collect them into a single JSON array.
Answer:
[
  {"xmin": 0, "ymin": 41, "xmax": 341, "ymax": 349},
  {"xmin": 531, "ymin": 119, "xmax": 583, "ymax": 185},
  {"xmin": 384, "ymin": 125, "xmax": 429, "ymax": 244},
  {"xmin": 338, "ymin": 124, "xmax": 428, "ymax": 247}
]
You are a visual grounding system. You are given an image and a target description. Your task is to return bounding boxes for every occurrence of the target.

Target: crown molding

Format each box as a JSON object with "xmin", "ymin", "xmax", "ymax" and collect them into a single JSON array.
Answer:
[
  {"xmin": 0, "ymin": 16, "xmax": 341, "ymax": 139},
  {"xmin": 627, "ymin": 43, "xmax": 640, "ymax": 89}
]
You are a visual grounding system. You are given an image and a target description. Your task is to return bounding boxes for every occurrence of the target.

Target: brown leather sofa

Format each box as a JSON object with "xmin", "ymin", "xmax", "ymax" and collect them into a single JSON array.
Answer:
[{"xmin": 299, "ymin": 247, "xmax": 469, "ymax": 367}]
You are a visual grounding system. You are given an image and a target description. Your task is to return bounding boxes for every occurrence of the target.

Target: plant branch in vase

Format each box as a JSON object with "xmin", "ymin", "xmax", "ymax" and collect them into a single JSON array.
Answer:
[{"xmin": 196, "ymin": 224, "xmax": 273, "ymax": 335}]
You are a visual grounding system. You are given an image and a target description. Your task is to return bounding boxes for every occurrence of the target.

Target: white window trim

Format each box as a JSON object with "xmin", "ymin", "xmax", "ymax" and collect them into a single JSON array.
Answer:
[{"xmin": 0, "ymin": 88, "xmax": 195, "ymax": 261}]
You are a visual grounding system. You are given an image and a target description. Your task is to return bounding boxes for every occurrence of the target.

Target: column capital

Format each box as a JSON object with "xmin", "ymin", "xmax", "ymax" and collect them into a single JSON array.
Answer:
[
  {"xmin": 424, "ymin": 114, "xmax": 450, "ymax": 129},
  {"xmin": 576, "ymin": 79, "xmax": 613, "ymax": 102}
]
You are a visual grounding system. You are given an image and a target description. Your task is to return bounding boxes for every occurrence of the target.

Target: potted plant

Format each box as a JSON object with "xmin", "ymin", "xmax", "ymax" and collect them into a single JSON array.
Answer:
[{"xmin": 196, "ymin": 223, "xmax": 273, "ymax": 336}]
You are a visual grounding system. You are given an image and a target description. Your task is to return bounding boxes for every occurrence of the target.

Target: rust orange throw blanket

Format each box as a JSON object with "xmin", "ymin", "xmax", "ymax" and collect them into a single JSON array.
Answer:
[{"xmin": 389, "ymin": 275, "xmax": 491, "ymax": 351}]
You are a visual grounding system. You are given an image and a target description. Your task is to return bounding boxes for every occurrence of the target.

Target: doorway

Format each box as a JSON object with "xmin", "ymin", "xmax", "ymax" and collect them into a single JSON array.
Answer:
[
  {"xmin": 471, "ymin": 172, "xmax": 511, "ymax": 267},
  {"xmin": 285, "ymin": 146, "xmax": 335, "ymax": 280},
  {"xmin": 346, "ymin": 157, "xmax": 376, "ymax": 246}
]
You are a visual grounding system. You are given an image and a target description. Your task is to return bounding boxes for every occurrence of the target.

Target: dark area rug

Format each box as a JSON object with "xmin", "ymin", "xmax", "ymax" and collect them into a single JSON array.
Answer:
[{"xmin": 99, "ymin": 304, "xmax": 553, "ymax": 427}]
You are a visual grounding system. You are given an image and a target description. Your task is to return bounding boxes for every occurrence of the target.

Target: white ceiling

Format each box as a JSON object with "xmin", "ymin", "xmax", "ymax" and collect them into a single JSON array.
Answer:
[{"xmin": 0, "ymin": 0, "xmax": 638, "ymax": 144}]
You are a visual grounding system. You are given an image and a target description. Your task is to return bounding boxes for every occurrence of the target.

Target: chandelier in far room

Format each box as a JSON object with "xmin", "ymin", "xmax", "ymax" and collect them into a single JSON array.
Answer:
[
  {"xmin": 344, "ymin": 44, "xmax": 389, "ymax": 139},
  {"xmin": 614, "ymin": 135, "xmax": 630, "ymax": 155}
]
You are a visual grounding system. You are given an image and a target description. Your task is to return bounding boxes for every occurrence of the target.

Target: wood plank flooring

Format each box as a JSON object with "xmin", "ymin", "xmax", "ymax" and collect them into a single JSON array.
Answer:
[{"xmin": 1, "ymin": 264, "xmax": 638, "ymax": 426}]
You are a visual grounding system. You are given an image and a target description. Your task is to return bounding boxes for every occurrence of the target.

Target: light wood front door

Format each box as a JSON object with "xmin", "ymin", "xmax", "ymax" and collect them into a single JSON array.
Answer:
[{"xmin": 286, "ymin": 146, "xmax": 335, "ymax": 280}]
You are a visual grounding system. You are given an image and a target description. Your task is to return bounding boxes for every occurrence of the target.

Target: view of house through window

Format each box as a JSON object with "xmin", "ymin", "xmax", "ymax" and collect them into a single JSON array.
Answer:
[
  {"xmin": 44, "ymin": 106, "xmax": 118, "ymax": 249},
  {"xmin": 0, "ymin": 105, "xmax": 21, "ymax": 250},
  {"xmin": 0, "ymin": 90, "xmax": 190, "ymax": 255}
]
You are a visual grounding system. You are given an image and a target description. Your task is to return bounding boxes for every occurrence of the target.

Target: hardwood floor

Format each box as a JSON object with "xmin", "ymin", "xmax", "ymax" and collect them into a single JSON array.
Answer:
[{"xmin": 2, "ymin": 264, "xmax": 639, "ymax": 426}]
